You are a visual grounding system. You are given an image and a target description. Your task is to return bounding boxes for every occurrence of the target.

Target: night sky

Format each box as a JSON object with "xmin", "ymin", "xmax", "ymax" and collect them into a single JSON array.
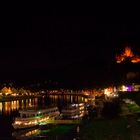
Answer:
[{"xmin": 1, "ymin": 11, "xmax": 140, "ymax": 87}]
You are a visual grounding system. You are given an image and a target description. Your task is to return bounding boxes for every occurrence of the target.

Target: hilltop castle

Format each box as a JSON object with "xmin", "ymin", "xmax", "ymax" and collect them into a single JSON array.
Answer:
[{"xmin": 116, "ymin": 47, "xmax": 140, "ymax": 63}]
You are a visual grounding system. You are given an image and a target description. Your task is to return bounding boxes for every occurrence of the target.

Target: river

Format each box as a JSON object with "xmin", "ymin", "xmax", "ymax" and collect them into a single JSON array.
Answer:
[{"xmin": 0, "ymin": 95, "xmax": 86, "ymax": 139}]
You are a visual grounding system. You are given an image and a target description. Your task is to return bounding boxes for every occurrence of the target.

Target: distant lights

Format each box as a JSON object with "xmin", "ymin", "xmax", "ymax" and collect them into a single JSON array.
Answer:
[
  {"xmin": 104, "ymin": 87, "xmax": 118, "ymax": 98},
  {"xmin": 116, "ymin": 47, "xmax": 140, "ymax": 63},
  {"xmin": 120, "ymin": 85, "xmax": 133, "ymax": 92},
  {"xmin": 104, "ymin": 87, "xmax": 113, "ymax": 96}
]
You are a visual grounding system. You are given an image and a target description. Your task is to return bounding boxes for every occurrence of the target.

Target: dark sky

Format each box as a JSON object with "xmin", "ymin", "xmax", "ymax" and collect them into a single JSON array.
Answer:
[{"xmin": 1, "ymin": 11, "xmax": 140, "ymax": 87}]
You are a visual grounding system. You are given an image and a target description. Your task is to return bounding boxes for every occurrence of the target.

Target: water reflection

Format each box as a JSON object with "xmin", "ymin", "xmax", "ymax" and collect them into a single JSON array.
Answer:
[
  {"xmin": 0, "ymin": 94, "xmax": 90, "ymax": 140},
  {"xmin": 0, "ymin": 102, "xmax": 2, "ymax": 113},
  {"xmin": 0, "ymin": 95, "xmax": 87, "ymax": 115},
  {"xmin": 12, "ymin": 128, "xmax": 40, "ymax": 139},
  {"xmin": 48, "ymin": 95, "xmax": 86, "ymax": 104},
  {"xmin": 12, "ymin": 125, "xmax": 77, "ymax": 140},
  {"xmin": 0, "ymin": 98, "xmax": 39, "ymax": 115}
]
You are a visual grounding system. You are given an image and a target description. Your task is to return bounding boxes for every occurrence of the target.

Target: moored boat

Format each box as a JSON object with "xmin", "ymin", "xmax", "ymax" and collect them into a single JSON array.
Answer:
[
  {"xmin": 12, "ymin": 106, "xmax": 60, "ymax": 130},
  {"xmin": 61, "ymin": 103, "xmax": 85, "ymax": 119}
]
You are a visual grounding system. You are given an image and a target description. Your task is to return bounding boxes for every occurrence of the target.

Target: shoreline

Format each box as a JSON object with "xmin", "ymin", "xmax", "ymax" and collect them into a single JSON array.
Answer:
[{"xmin": 0, "ymin": 95, "xmax": 41, "ymax": 102}]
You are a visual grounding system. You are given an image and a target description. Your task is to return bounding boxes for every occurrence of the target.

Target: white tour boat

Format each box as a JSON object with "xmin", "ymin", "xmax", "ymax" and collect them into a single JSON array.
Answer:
[
  {"xmin": 61, "ymin": 103, "xmax": 85, "ymax": 119},
  {"xmin": 12, "ymin": 107, "xmax": 60, "ymax": 130}
]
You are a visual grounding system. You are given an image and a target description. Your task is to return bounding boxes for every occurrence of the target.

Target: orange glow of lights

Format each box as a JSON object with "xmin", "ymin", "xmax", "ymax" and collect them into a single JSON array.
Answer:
[
  {"xmin": 116, "ymin": 47, "xmax": 140, "ymax": 63},
  {"xmin": 104, "ymin": 87, "xmax": 113, "ymax": 96},
  {"xmin": 124, "ymin": 47, "xmax": 134, "ymax": 57}
]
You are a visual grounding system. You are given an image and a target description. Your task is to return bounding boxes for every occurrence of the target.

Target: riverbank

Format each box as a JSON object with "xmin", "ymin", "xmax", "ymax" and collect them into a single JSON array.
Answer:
[
  {"xmin": 0, "ymin": 95, "xmax": 38, "ymax": 102},
  {"xmin": 79, "ymin": 96, "xmax": 140, "ymax": 140},
  {"xmin": 79, "ymin": 116, "xmax": 140, "ymax": 140}
]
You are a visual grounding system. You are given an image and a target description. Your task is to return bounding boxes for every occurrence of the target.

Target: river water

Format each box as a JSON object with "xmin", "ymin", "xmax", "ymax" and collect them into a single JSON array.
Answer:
[{"xmin": 0, "ymin": 95, "xmax": 85, "ymax": 139}]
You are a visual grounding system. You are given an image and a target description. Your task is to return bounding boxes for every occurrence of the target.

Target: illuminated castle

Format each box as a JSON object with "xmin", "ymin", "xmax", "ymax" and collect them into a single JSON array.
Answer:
[{"xmin": 116, "ymin": 47, "xmax": 140, "ymax": 63}]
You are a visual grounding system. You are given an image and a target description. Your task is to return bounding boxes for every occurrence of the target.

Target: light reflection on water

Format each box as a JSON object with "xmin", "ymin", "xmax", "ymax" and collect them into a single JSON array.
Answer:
[
  {"xmin": 0, "ymin": 95, "xmax": 86, "ymax": 139},
  {"xmin": 12, "ymin": 125, "xmax": 77, "ymax": 140},
  {"xmin": 0, "ymin": 98, "xmax": 39, "ymax": 115},
  {"xmin": 0, "ymin": 95, "xmax": 86, "ymax": 115},
  {"xmin": 12, "ymin": 128, "xmax": 40, "ymax": 139}
]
